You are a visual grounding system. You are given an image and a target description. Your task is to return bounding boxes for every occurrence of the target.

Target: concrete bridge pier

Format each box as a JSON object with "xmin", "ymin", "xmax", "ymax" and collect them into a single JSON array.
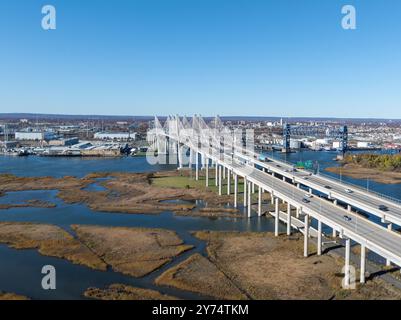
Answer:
[
  {"xmin": 177, "ymin": 145, "xmax": 183, "ymax": 169},
  {"xmin": 344, "ymin": 238, "xmax": 351, "ymax": 288},
  {"xmin": 360, "ymin": 244, "xmax": 366, "ymax": 284},
  {"xmin": 304, "ymin": 214, "xmax": 309, "ymax": 257},
  {"xmin": 227, "ymin": 169, "xmax": 231, "ymax": 195},
  {"xmin": 223, "ymin": 166, "xmax": 226, "ymax": 179},
  {"xmin": 386, "ymin": 224, "xmax": 393, "ymax": 266},
  {"xmin": 274, "ymin": 198, "xmax": 279, "ymax": 236},
  {"xmin": 189, "ymin": 149, "xmax": 193, "ymax": 169},
  {"xmin": 258, "ymin": 186, "xmax": 262, "ymax": 217},
  {"xmin": 287, "ymin": 203, "xmax": 291, "ymax": 236},
  {"xmin": 218, "ymin": 165, "xmax": 222, "ymax": 196},
  {"xmin": 317, "ymin": 220, "xmax": 322, "ymax": 255},
  {"xmin": 215, "ymin": 163, "xmax": 218, "ymax": 186},
  {"xmin": 195, "ymin": 151, "xmax": 199, "ymax": 180},
  {"xmin": 243, "ymin": 177, "xmax": 247, "ymax": 206},
  {"xmin": 247, "ymin": 182, "xmax": 251, "ymax": 218},
  {"xmin": 234, "ymin": 174, "xmax": 238, "ymax": 208},
  {"xmin": 205, "ymin": 157, "xmax": 209, "ymax": 187}
]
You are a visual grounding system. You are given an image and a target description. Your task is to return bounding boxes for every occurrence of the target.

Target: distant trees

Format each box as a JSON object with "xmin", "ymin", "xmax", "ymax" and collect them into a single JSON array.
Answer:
[{"xmin": 344, "ymin": 154, "xmax": 401, "ymax": 171}]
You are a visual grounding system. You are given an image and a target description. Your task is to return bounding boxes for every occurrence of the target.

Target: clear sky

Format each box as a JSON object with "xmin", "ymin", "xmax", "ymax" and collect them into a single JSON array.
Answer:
[{"xmin": 1, "ymin": 0, "xmax": 400, "ymax": 118}]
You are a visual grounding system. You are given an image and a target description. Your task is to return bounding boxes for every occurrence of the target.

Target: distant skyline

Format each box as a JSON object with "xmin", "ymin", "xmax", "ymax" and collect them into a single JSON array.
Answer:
[{"xmin": 1, "ymin": 0, "xmax": 401, "ymax": 118}]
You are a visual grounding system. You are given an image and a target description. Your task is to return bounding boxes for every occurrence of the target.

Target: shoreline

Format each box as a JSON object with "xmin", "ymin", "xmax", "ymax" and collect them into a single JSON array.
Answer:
[{"xmin": 325, "ymin": 164, "xmax": 401, "ymax": 184}]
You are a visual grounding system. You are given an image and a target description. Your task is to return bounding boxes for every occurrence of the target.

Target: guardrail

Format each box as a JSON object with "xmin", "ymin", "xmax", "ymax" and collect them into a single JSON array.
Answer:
[{"xmin": 256, "ymin": 149, "xmax": 401, "ymax": 204}]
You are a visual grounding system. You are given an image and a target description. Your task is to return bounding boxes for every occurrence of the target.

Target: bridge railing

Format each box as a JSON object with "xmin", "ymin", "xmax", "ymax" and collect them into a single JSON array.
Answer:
[
  {"xmin": 256, "ymin": 149, "xmax": 401, "ymax": 204},
  {"xmin": 315, "ymin": 170, "xmax": 401, "ymax": 204}
]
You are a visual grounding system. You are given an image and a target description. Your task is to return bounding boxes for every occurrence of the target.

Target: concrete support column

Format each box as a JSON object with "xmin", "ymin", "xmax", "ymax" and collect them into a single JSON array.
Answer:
[
  {"xmin": 282, "ymin": 176, "xmax": 286, "ymax": 182},
  {"xmin": 332, "ymin": 228, "xmax": 337, "ymax": 238},
  {"xmin": 218, "ymin": 165, "xmax": 222, "ymax": 196},
  {"xmin": 344, "ymin": 238, "xmax": 351, "ymax": 288},
  {"xmin": 227, "ymin": 169, "xmax": 231, "ymax": 195},
  {"xmin": 334, "ymin": 199, "xmax": 338, "ymax": 206},
  {"xmin": 270, "ymin": 192, "xmax": 274, "ymax": 204},
  {"xmin": 258, "ymin": 186, "xmax": 262, "ymax": 217},
  {"xmin": 347, "ymin": 205, "xmax": 352, "ymax": 212},
  {"xmin": 287, "ymin": 202, "xmax": 291, "ymax": 236},
  {"xmin": 195, "ymin": 152, "xmax": 199, "ymax": 181},
  {"xmin": 247, "ymin": 182, "xmax": 251, "ymax": 218},
  {"xmin": 178, "ymin": 146, "xmax": 183, "ymax": 169},
  {"xmin": 215, "ymin": 163, "xmax": 218, "ymax": 186},
  {"xmin": 304, "ymin": 214, "xmax": 309, "ymax": 257},
  {"xmin": 387, "ymin": 224, "xmax": 393, "ymax": 266},
  {"xmin": 309, "ymin": 188, "xmax": 312, "ymax": 195},
  {"xmin": 223, "ymin": 166, "xmax": 226, "ymax": 179},
  {"xmin": 189, "ymin": 149, "xmax": 193, "ymax": 169},
  {"xmin": 317, "ymin": 220, "xmax": 322, "ymax": 256},
  {"xmin": 252, "ymin": 182, "xmax": 255, "ymax": 194},
  {"xmin": 234, "ymin": 174, "xmax": 238, "ymax": 208},
  {"xmin": 360, "ymin": 244, "xmax": 366, "ymax": 284},
  {"xmin": 205, "ymin": 157, "xmax": 209, "ymax": 187},
  {"xmin": 297, "ymin": 183, "xmax": 300, "ymax": 189},
  {"xmin": 275, "ymin": 198, "xmax": 279, "ymax": 237},
  {"xmin": 296, "ymin": 207, "xmax": 300, "ymax": 219},
  {"xmin": 243, "ymin": 177, "xmax": 247, "ymax": 206}
]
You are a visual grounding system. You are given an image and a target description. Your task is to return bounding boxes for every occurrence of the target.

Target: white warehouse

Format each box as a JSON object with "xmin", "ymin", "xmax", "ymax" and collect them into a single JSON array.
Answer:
[
  {"xmin": 94, "ymin": 132, "xmax": 136, "ymax": 141},
  {"xmin": 15, "ymin": 131, "xmax": 55, "ymax": 141}
]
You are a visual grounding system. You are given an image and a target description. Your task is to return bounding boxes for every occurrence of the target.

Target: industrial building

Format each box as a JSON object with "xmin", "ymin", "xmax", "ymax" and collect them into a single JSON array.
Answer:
[
  {"xmin": 94, "ymin": 132, "xmax": 136, "ymax": 141},
  {"xmin": 15, "ymin": 131, "xmax": 56, "ymax": 141}
]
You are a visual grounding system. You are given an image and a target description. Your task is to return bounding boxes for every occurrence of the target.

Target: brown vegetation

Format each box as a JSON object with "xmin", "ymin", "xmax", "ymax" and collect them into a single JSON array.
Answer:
[
  {"xmin": 156, "ymin": 253, "xmax": 247, "ymax": 299},
  {"xmin": 84, "ymin": 284, "xmax": 178, "ymax": 300},
  {"xmin": 0, "ymin": 200, "xmax": 56, "ymax": 210},
  {"xmin": 0, "ymin": 292, "xmax": 30, "ymax": 300},
  {"xmin": 72, "ymin": 225, "xmax": 193, "ymax": 277},
  {"xmin": 153, "ymin": 231, "xmax": 401, "ymax": 300},
  {"xmin": 0, "ymin": 170, "xmax": 241, "ymax": 217},
  {"xmin": 326, "ymin": 164, "xmax": 401, "ymax": 184},
  {"xmin": 0, "ymin": 222, "xmax": 106, "ymax": 270}
]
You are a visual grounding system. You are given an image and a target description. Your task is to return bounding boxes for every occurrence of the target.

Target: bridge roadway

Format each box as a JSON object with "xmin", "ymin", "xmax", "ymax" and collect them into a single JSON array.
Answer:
[
  {"xmin": 227, "ymin": 159, "xmax": 401, "ymax": 267},
  {"xmin": 233, "ymin": 150, "xmax": 401, "ymax": 227},
  {"xmin": 152, "ymin": 128, "xmax": 401, "ymax": 286}
]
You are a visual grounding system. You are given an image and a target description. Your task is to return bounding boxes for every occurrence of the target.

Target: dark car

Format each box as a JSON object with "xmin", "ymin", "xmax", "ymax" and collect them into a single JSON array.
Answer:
[
  {"xmin": 379, "ymin": 205, "xmax": 389, "ymax": 212},
  {"xmin": 343, "ymin": 215, "xmax": 352, "ymax": 222},
  {"xmin": 302, "ymin": 198, "xmax": 310, "ymax": 204},
  {"xmin": 324, "ymin": 186, "xmax": 332, "ymax": 190}
]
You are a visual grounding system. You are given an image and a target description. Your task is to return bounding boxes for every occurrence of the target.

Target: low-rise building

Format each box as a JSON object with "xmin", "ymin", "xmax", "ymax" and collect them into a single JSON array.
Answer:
[
  {"xmin": 15, "ymin": 131, "xmax": 55, "ymax": 141},
  {"xmin": 94, "ymin": 132, "xmax": 136, "ymax": 141}
]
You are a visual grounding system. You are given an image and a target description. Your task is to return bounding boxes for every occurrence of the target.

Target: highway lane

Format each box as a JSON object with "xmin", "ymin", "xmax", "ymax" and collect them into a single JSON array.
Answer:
[
  {"xmin": 229, "ymin": 161, "xmax": 401, "ymax": 262},
  {"xmin": 232, "ymin": 150, "xmax": 401, "ymax": 226}
]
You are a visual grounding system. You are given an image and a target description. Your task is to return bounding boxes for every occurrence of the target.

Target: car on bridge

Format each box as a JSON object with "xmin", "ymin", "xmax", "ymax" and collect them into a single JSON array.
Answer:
[
  {"xmin": 343, "ymin": 215, "xmax": 352, "ymax": 222},
  {"xmin": 345, "ymin": 188, "xmax": 353, "ymax": 194},
  {"xmin": 379, "ymin": 205, "xmax": 389, "ymax": 212}
]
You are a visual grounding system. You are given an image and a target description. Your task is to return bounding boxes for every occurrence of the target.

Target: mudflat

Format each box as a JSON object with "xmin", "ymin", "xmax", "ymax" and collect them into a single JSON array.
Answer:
[
  {"xmin": 0, "ymin": 222, "xmax": 106, "ymax": 270},
  {"xmin": 156, "ymin": 231, "xmax": 401, "ymax": 300},
  {"xmin": 84, "ymin": 284, "xmax": 178, "ymax": 300},
  {"xmin": 72, "ymin": 225, "xmax": 193, "ymax": 277},
  {"xmin": 156, "ymin": 253, "xmax": 247, "ymax": 299}
]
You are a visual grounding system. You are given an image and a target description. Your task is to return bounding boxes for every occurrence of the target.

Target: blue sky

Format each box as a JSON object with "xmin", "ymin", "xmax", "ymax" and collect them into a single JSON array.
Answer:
[{"xmin": 0, "ymin": 0, "xmax": 400, "ymax": 118}]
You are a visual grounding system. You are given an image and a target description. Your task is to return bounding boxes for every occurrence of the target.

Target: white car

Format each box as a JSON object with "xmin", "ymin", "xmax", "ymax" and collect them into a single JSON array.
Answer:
[
  {"xmin": 345, "ymin": 188, "xmax": 353, "ymax": 194},
  {"xmin": 304, "ymin": 194, "xmax": 313, "ymax": 199}
]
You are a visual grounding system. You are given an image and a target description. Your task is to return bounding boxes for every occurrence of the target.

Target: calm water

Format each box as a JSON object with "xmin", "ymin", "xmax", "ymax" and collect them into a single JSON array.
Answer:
[
  {"xmin": 0, "ymin": 155, "xmax": 280, "ymax": 300},
  {"xmin": 0, "ymin": 153, "xmax": 399, "ymax": 299}
]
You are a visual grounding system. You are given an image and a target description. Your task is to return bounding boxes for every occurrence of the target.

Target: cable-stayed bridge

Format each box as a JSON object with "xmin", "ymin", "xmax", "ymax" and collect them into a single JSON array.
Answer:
[{"xmin": 148, "ymin": 115, "xmax": 401, "ymax": 288}]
